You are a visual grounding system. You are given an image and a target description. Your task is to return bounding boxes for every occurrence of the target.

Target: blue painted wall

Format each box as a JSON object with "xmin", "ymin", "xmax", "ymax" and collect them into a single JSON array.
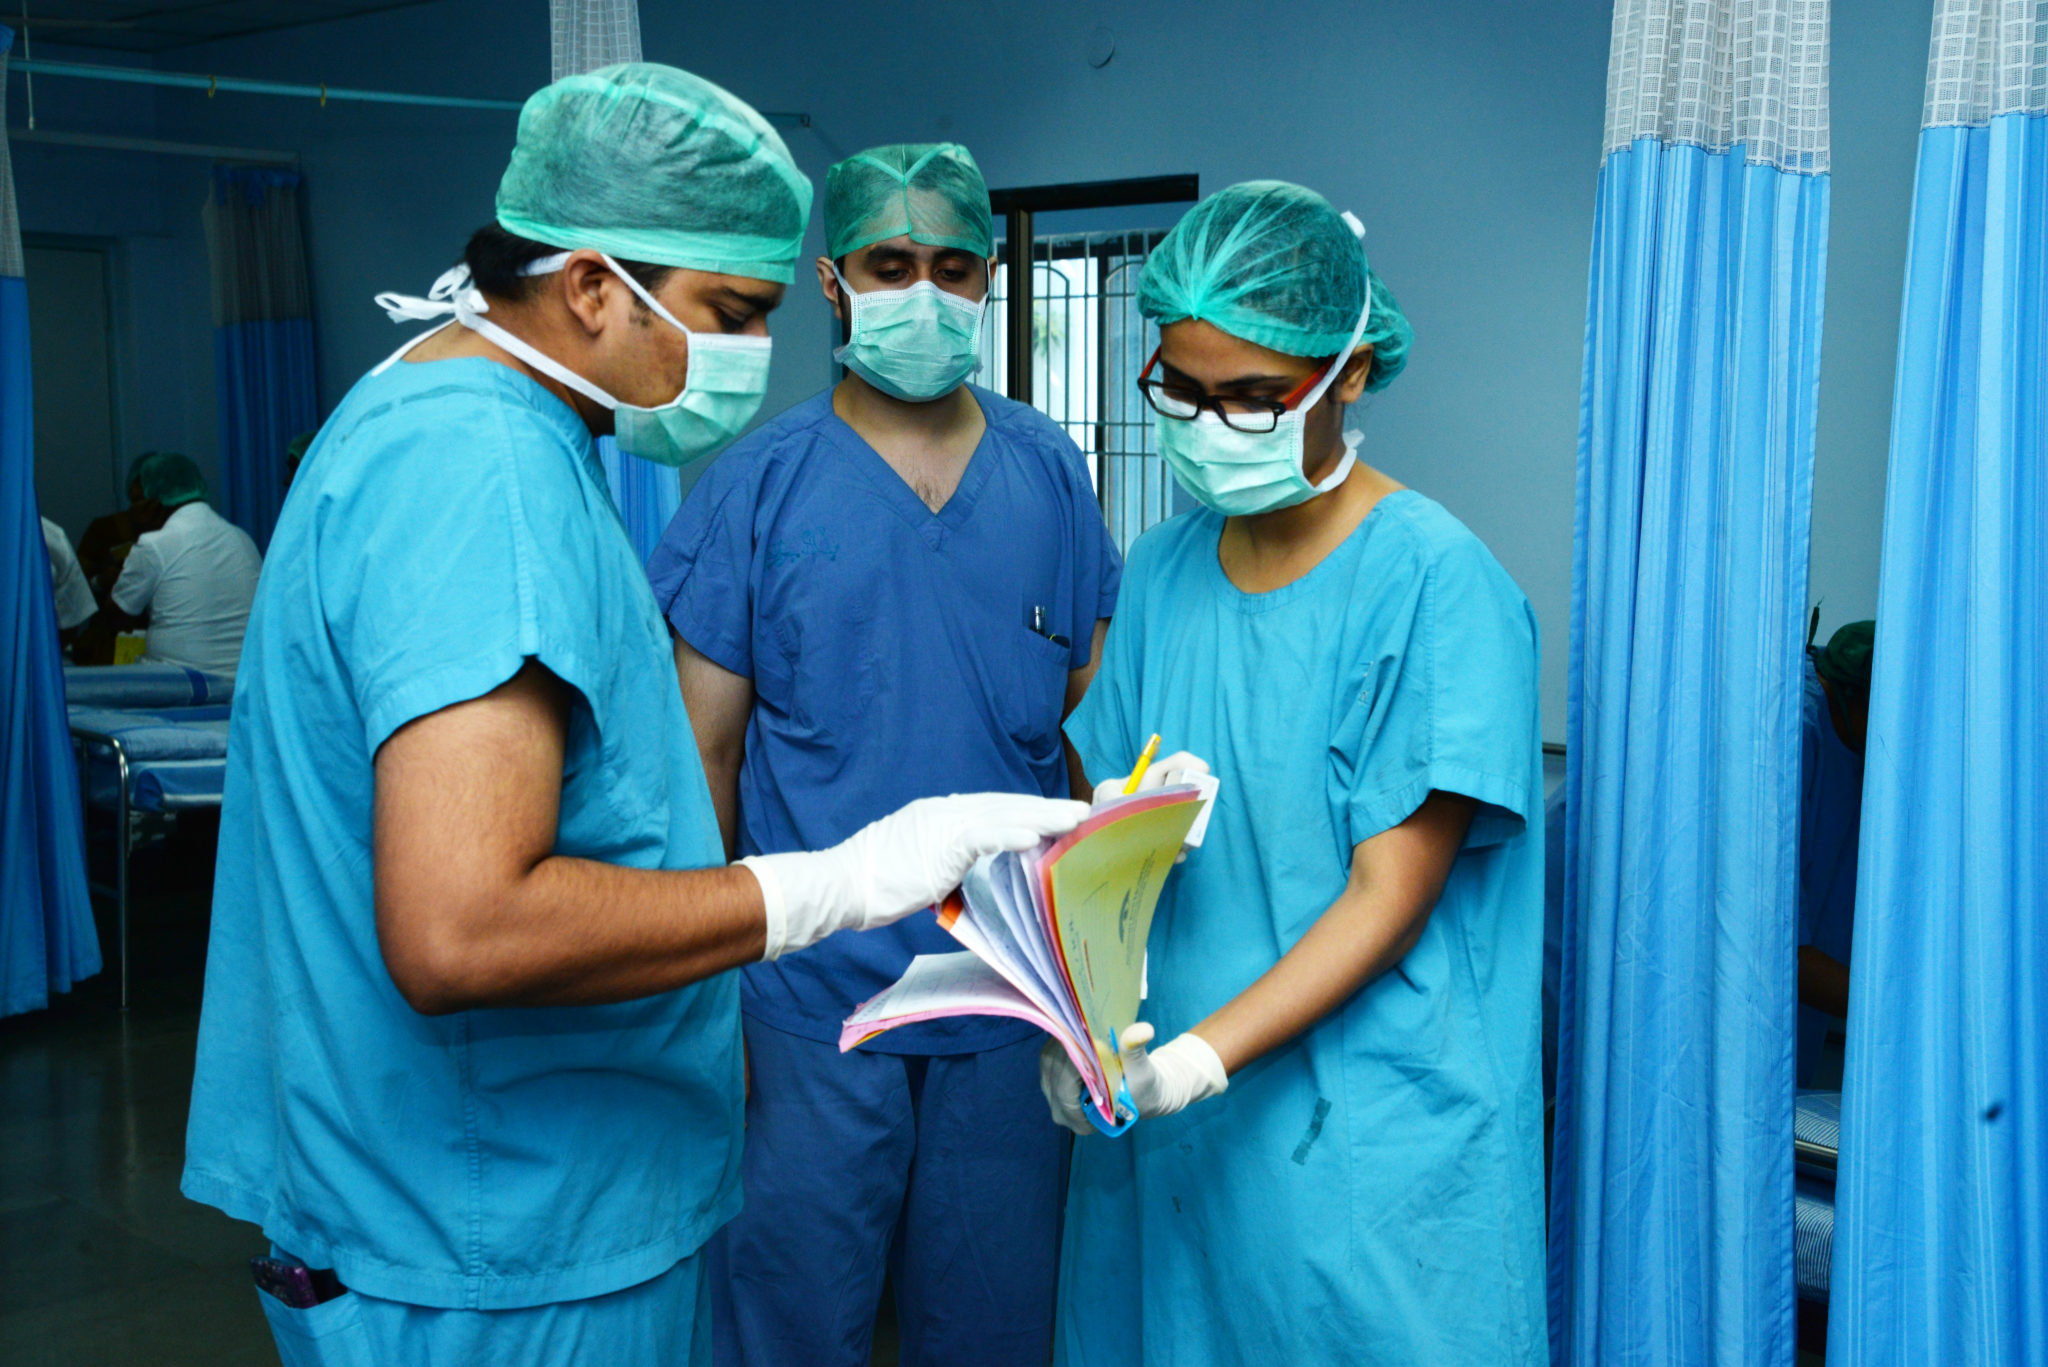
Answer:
[
  {"xmin": 7, "ymin": 41, "xmax": 219, "ymax": 504},
  {"xmin": 8, "ymin": 1, "xmax": 1937, "ymax": 739}
]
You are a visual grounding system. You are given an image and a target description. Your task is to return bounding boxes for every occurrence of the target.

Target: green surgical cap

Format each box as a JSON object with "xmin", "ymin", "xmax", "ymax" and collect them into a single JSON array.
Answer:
[
  {"xmin": 1816, "ymin": 620, "xmax": 1876, "ymax": 696},
  {"xmin": 826, "ymin": 143, "xmax": 992, "ymax": 261},
  {"xmin": 139, "ymin": 453, "xmax": 206, "ymax": 509},
  {"xmin": 286, "ymin": 430, "xmax": 316, "ymax": 464},
  {"xmin": 496, "ymin": 63, "xmax": 814, "ymax": 284},
  {"xmin": 1138, "ymin": 180, "xmax": 1412, "ymax": 390}
]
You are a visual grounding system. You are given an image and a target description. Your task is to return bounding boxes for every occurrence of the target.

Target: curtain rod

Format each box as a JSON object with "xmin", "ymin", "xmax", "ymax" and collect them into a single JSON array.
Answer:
[
  {"xmin": 13, "ymin": 57, "xmax": 522, "ymax": 111},
  {"xmin": 8, "ymin": 58, "xmax": 811, "ymax": 126},
  {"xmin": 9, "ymin": 127, "xmax": 298, "ymax": 165}
]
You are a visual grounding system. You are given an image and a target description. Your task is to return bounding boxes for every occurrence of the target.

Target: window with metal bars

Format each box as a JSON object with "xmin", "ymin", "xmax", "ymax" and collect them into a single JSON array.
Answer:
[
  {"xmin": 977, "ymin": 176, "xmax": 1197, "ymax": 553},
  {"xmin": 976, "ymin": 231, "xmax": 1173, "ymax": 552}
]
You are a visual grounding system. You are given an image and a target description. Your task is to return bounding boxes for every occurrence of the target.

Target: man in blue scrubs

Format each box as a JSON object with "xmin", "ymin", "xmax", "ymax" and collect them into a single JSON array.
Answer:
[
  {"xmin": 1797, "ymin": 619, "xmax": 1872, "ymax": 1086},
  {"xmin": 180, "ymin": 72, "xmax": 1084, "ymax": 1367},
  {"xmin": 648, "ymin": 142, "xmax": 1121, "ymax": 1367}
]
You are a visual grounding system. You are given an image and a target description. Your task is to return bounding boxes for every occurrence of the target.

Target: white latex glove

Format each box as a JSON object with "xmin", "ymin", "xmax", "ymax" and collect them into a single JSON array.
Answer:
[
  {"xmin": 740, "ymin": 793, "xmax": 1088, "ymax": 961},
  {"xmin": 1117, "ymin": 1023, "xmax": 1228, "ymax": 1120},
  {"xmin": 1091, "ymin": 750, "xmax": 1211, "ymax": 806},
  {"xmin": 1038, "ymin": 1039, "xmax": 1094, "ymax": 1136}
]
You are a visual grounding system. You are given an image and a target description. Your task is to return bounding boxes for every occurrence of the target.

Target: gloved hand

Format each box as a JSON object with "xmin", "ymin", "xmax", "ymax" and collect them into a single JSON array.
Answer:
[
  {"xmin": 1091, "ymin": 750, "xmax": 1210, "ymax": 806},
  {"xmin": 1037, "ymin": 1023, "xmax": 1230, "ymax": 1134},
  {"xmin": 1116, "ymin": 1023, "xmax": 1228, "ymax": 1120},
  {"xmin": 1038, "ymin": 1040, "xmax": 1094, "ymax": 1135},
  {"xmin": 740, "ymin": 793, "xmax": 1088, "ymax": 961}
]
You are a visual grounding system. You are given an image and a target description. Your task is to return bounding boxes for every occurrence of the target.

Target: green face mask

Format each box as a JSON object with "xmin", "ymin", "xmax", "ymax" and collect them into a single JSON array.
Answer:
[
  {"xmin": 1154, "ymin": 286, "xmax": 1374, "ymax": 517},
  {"xmin": 831, "ymin": 265, "xmax": 987, "ymax": 402}
]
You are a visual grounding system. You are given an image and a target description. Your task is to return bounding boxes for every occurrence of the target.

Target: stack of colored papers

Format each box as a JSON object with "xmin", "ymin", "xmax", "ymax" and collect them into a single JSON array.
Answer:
[{"xmin": 840, "ymin": 787, "xmax": 1205, "ymax": 1133}]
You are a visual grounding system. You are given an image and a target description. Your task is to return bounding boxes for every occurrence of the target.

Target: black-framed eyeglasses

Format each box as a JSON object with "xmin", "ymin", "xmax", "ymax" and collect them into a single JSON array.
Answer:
[{"xmin": 1134, "ymin": 347, "xmax": 1336, "ymax": 434}]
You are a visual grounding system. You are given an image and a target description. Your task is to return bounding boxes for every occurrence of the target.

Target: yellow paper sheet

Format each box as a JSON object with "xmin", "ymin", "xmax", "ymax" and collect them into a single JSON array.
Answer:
[{"xmin": 1045, "ymin": 796, "xmax": 1201, "ymax": 1106}]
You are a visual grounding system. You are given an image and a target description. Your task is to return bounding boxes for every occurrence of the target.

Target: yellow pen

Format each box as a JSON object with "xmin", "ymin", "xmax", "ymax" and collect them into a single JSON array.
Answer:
[{"xmin": 1122, "ymin": 733, "xmax": 1163, "ymax": 796}]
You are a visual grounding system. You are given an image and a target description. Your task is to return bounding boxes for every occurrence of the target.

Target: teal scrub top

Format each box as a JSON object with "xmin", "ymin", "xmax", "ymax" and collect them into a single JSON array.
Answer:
[
  {"xmin": 180, "ymin": 353, "xmax": 739, "ymax": 1311},
  {"xmin": 1059, "ymin": 492, "xmax": 1547, "ymax": 1366}
]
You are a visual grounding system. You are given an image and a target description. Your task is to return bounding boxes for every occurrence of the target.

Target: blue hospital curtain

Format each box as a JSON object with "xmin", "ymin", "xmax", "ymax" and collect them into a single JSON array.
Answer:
[
  {"xmin": 546, "ymin": 0, "xmax": 678, "ymax": 563},
  {"xmin": 0, "ymin": 24, "xmax": 100, "ymax": 1017},
  {"xmin": 204, "ymin": 166, "xmax": 318, "ymax": 550},
  {"xmin": 597, "ymin": 436, "xmax": 681, "ymax": 563},
  {"xmin": 1828, "ymin": 5, "xmax": 2047, "ymax": 1362},
  {"xmin": 1548, "ymin": 4, "xmax": 1830, "ymax": 1364}
]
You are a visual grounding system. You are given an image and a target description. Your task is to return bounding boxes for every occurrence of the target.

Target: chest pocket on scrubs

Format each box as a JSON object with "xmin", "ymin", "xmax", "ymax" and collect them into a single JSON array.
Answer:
[{"xmin": 996, "ymin": 626, "xmax": 1072, "ymax": 770}]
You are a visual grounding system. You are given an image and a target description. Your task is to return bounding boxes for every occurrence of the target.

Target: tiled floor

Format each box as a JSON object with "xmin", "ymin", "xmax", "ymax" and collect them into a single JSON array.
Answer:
[
  {"xmin": 0, "ymin": 840, "xmax": 275, "ymax": 1366},
  {"xmin": 0, "ymin": 832, "xmax": 909, "ymax": 1367}
]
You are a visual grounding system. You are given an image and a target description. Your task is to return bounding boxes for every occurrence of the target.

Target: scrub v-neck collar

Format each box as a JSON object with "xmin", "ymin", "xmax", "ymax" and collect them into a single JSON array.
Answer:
[
  {"xmin": 829, "ymin": 387, "xmax": 998, "ymax": 544},
  {"xmin": 1206, "ymin": 489, "xmax": 1421, "ymax": 613}
]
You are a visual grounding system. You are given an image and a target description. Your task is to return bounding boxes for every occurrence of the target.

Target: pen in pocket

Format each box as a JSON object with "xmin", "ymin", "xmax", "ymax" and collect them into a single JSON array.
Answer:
[{"xmin": 1026, "ymin": 605, "xmax": 1071, "ymax": 650}]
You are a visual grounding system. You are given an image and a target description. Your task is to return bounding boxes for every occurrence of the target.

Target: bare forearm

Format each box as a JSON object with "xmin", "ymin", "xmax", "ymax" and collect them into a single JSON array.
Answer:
[
  {"xmin": 1798, "ymin": 945, "xmax": 1851, "ymax": 1019},
  {"xmin": 1064, "ymin": 738, "xmax": 1093, "ymax": 801},
  {"xmin": 1062, "ymin": 620, "xmax": 1109, "ymax": 801},
  {"xmin": 382, "ymin": 858, "xmax": 764, "ymax": 1013},
  {"xmin": 1192, "ymin": 792, "xmax": 1476, "ymax": 1075},
  {"xmin": 703, "ymin": 747, "xmax": 743, "ymax": 859},
  {"xmin": 673, "ymin": 634, "xmax": 752, "ymax": 861},
  {"xmin": 1193, "ymin": 894, "xmax": 1424, "ymax": 1074}
]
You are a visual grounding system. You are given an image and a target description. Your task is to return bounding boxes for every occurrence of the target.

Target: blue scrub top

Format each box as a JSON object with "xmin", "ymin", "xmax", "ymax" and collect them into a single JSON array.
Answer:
[
  {"xmin": 648, "ymin": 386, "xmax": 1120, "ymax": 1053},
  {"xmin": 1059, "ymin": 493, "xmax": 1547, "ymax": 1366},
  {"xmin": 1797, "ymin": 656, "xmax": 1863, "ymax": 1084},
  {"xmin": 181, "ymin": 355, "xmax": 739, "ymax": 1311}
]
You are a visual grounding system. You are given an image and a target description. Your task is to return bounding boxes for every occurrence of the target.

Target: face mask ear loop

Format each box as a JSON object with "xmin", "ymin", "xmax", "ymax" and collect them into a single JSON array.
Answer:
[{"xmin": 829, "ymin": 262, "xmax": 865, "ymax": 339}]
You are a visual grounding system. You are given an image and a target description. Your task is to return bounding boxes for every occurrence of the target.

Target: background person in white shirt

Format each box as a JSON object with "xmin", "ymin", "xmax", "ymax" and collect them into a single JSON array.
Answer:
[
  {"xmin": 42, "ymin": 515, "xmax": 99, "ymax": 647},
  {"xmin": 104, "ymin": 453, "xmax": 262, "ymax": 677}
]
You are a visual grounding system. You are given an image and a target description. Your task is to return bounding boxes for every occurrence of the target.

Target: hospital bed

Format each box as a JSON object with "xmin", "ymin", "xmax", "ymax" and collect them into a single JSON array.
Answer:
[
  {"xmin": 1794, "ymin": 1089, "xmax": 1841, "ymax": 1350},
  {"xmin": 62, "ymin": 662, "xmax": 233, "ymax": 709},
  {"xmin": 66, "ymin": 670, "xmax": 234, "ymax": 1007}
]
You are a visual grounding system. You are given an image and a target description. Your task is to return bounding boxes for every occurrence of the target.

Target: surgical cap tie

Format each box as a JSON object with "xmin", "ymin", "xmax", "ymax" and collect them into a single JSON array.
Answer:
[{"xmin": 373, "ymin": 260, "xmax": 771, "ymax": 469}]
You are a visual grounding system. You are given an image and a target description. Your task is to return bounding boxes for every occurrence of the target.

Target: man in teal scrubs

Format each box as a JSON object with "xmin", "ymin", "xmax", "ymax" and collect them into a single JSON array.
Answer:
[{"xmin": 180, "ymin": 65, "xmax": 1083, "ymax": 1366}]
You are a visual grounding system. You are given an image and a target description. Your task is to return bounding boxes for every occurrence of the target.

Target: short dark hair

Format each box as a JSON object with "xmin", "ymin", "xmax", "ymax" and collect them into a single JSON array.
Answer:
[{"xmin": 462, "ymin": 222, "xmax": 673, "ymax": 304}]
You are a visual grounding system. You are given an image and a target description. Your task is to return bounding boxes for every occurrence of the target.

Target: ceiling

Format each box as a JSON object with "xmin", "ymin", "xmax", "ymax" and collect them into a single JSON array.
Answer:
[{"xmin": 7, "ymin": 1, "xmax": 447, "ymax": 54}]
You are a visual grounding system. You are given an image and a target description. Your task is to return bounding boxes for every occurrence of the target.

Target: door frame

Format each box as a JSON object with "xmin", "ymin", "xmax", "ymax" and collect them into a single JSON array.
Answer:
[{"xmin": 21, "ymin": 232, "xmax": 127, "ymax": 508}]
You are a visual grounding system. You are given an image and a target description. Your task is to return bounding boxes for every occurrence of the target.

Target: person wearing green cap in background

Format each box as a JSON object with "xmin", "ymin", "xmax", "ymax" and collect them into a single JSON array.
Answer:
[
  {"xmin": 1796, "ymin": 618, "xmax": 1875, "ymax": 1086},
  {"xmin": 76, "ymin": 449, "xmax": 162, "ymax": 589},
  {"xmin": 63, "ymin": 451, "xmax": 166, "ymax": 664},
  {"xmin": 1042, "ymin": 181, "xmax": 1546, "ymax": 1364},
  {"xmin": 84, "ymin": 452, "xmax": 263, "ymax": 677},
  {"xmin": 646, "ymin": 141, "xmax": 1121, "ymax": 1367},
  {"xmin": 180, "ymin": 70, "xmax": 1086, "ymax": 1367}
]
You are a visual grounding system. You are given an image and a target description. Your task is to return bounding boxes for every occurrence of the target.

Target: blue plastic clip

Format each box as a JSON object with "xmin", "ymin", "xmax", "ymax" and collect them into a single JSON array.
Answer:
[{"xmin": 1084, "ymin": 1028, "xmax": 1138, "ymax": 1136}]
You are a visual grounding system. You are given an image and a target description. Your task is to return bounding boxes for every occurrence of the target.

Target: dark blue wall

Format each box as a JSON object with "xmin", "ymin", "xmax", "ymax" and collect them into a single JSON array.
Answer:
[{"xmin": 7, "ymin": 2, "xmax": 1938, "ymax": 738}]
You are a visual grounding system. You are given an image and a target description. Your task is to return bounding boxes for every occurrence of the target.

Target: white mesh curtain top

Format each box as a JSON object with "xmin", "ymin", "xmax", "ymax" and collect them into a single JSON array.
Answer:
[
  {"xmin": 550, "ymin": 0, "xmax": 642, "ymax": 81},
  {"xmin": 1923, "ymin": 0, "xmax": 2047, "ymax": 126},
  {"xmin": 1604, "ymin": 0, "xmax": 1832, "ymax": 172},
  {"xmin": 0, "ymin": 31, "xmax": 21, "ymax": 279}
]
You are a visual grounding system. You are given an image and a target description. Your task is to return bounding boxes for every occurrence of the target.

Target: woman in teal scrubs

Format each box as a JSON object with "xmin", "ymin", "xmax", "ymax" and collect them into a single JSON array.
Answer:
[{"xmin": 1044, "ymin": 182, "xmax": 1547, "ymax": 1365}]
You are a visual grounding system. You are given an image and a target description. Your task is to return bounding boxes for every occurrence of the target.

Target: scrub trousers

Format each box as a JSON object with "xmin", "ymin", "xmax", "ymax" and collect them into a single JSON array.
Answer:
[
  {"xmin": 711, "ymin": 1017, "xmax": 1068, "ymax": 1367},
  {"xmin": 258, "ymin": 1248, "xmax": 709, "ymax": 1367}
]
